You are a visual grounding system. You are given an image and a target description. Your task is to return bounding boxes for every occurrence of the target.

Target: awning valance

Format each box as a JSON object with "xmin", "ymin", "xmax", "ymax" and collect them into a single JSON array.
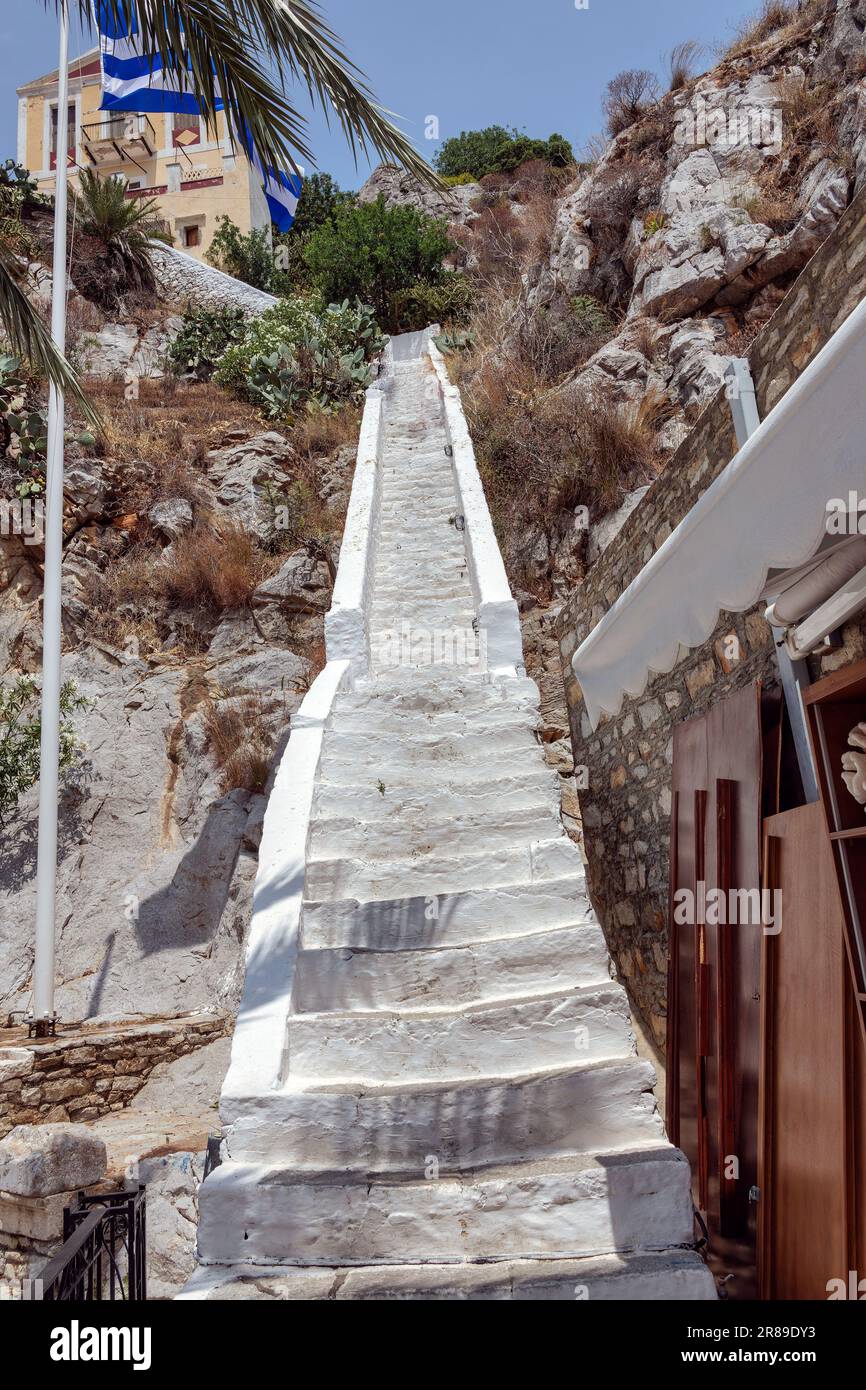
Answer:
[{"xmin": 573, "ymin": 293, "xmax": 866, "ymax": 729}]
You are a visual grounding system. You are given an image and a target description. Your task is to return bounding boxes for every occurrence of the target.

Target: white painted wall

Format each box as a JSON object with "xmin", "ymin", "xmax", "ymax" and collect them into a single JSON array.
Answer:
[
  {"xmin": 219, "ymin": 660, "xmax": 352, "ymax": 1125},
  {"xmin": 427, "ymin": 339, "xmax": 524, "ymax": 673}
]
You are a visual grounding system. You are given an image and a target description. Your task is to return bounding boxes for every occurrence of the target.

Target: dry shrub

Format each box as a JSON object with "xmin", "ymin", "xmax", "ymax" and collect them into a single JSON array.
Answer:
[
  {"xmin": 84, "ymin": 379, "xmax": 261, "ymax": 490},
  {"xmin": 586, "ymin": 159, "xmax": 643, "ymax": 305},
  {"xmin": 162, "ymin": 521, "xmax": 276, "ymax": 613},
  {"xmin": 603, "ymin": 70, "xmax": 661, "ymax": 138},
  {"xmin": 630, "ymin": 318, "xmax": 661, "ymax": 361},
  {"xmin": 466, "ymin": 201, "xmax": 528, "ymax": 286},
  {"xmin": 291, "ymin": 403, "xmax": 361, "ymax": 463},
  {"xmin": 203, "ymin": 694, "xmax": 285, "ymax": 794},
  {"xmin": 735, "ymin": 166, "xmax": 798, "ymax": 234},
  {"xmin": 465, "ymin": 352, "xmax": 662, "ymax": 574}
]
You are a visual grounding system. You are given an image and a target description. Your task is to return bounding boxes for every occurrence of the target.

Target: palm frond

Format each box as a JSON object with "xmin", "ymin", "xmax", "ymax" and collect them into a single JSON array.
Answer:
[
  {"xmin": 0, "ymin": 244, "xmax": 100, "ymax": 427},
  {"xmin": 66, "ymin": 0, "xmax": 441, "ymax": 188}
]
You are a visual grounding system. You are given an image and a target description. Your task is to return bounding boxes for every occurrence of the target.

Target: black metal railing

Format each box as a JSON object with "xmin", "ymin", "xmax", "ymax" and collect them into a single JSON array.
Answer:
[{"xmin": 37, "ymin": 1186, "xmax": 147, "ymax": 1302}]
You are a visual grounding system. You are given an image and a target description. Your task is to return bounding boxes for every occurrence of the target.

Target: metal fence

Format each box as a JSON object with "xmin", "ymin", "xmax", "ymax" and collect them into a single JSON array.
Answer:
[{"xmin": 37, "ymin": 1186, "xmax": 147, "ymax": 1302}]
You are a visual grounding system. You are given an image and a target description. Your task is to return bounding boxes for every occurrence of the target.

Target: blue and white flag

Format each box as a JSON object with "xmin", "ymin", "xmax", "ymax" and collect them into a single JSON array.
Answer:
[
  {"xmin": 93, "ymin": 2, "xmax": 303, "ymax": 228},
  {"xmin": 237, "ymin": 126, "xmax": 303, "ymax": 232},
  {"xmin": 95, "ymin": 1, "xmax": 216, "ymax": 114}
]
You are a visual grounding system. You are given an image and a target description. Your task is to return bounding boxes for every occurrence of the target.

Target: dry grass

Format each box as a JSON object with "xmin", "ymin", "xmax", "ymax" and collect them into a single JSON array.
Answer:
[
  {"xmin": 163, "ymin": 521, "xmax": 278, "ymax": 614},
  {"xmin": 78, "ymin": 543, "xmax": 167, "ymax": 658},
  {"xmin": 81, "ymin": 379, "xmax": 262, "ymax": 492},
  {"xmin": 203, "ymin": 694, "xmax": 286, "ymax": 794},
  {"xmin": 291, "ymin": 404, "xmax": 361, "ymax": 463},
  {"xmin": 463, "ymin": 349, "xmax": 663, "ymax": 590},
  {"xmin": 667, "ymin": 40, "xmax": 702, "ymax": 92},
  {"xmin": 722, "ymin": 0, "xmax": 826, "ymax": 59}
]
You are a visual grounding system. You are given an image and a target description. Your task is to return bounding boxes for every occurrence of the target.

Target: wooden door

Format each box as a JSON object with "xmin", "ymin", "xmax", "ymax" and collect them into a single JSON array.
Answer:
[
  {"xmin": 668, "ymin": 683, "xmax": 766, "ymax": 1294},
  {"xmin": 759, "ymin": 803, "xmax": 848, "ymax": 1299}
]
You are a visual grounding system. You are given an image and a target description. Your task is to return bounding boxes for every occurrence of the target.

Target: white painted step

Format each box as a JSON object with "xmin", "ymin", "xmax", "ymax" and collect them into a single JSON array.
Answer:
[
  {"xmin": 320, "ymin": 724, "xmax": 539, "ymax": 765},
  {"xmin": 327, "ymin": 704, "xmax": 540, "ymax": 737},
  {"xmin": 317, "ymin": 743, "xmax": 541, "ymax": 787},
  {"xmin": 307, "ymin": 806, "xmax": 564, "ymax": 862},
  {"xmin": 304, "ymin": 834, "xmax": 583, "ymax": 902},
  {"xmin": 311, "ymin": 770, "xmax": 562, "ymax": 822},
  {"xmin": 292, "ymin": 924, "xmax": 612, "ymax": 1013},
  {"xmin": 197, "ymin": 1147, "xmax": 694, "ymax": 1267},
  {"xmin": 287, "ymin": 983, "xmax": 632, "ymax": 1083},
  {"xmin": 225, "ymin": 1056, "xmax": 662, "ymax": 1169},
  {"xmin": 183, "ymin": 1249, "xmax": 716, "ymax": 1301},
  {"xmin": 300, "ymin": 875, "xmax": 595, "ymax": 951}
]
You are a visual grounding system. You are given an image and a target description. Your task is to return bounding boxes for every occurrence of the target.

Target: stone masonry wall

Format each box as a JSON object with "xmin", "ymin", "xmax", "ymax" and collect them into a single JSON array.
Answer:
[
  {"xmin": 0, "ymin": 1014, "xmax": 230, "ymax": 1138},
  {"xmin": 149, "ymin": 241, "xmax": 277, "ymax": 318},
  {"xmin": 556, "ymin": 187, "xmax": 866, "ymax": 1052}
]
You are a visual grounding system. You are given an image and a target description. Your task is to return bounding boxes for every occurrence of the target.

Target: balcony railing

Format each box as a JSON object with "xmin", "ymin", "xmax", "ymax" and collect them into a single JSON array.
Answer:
[{"xmin": 81, "ymin": 115, "xmax": 157, "ymax": 169}]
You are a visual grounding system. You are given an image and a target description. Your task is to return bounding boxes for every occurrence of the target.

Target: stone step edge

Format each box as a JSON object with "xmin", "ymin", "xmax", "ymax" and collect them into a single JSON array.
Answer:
[
  {"xmin": 180, "ymin": 1249, "xmax": 713, "ymax": 1300},
  {"xmin": 278, "ymin": 1052, "xmax": 654, "ymax": 1101},
  {"xmin": 289, "ymin": 979, "xmax": 625, "ymax": 1027},
  {"xmin": 204, "ymin": 1142, "xmax": 682, "ymax": 1191}
]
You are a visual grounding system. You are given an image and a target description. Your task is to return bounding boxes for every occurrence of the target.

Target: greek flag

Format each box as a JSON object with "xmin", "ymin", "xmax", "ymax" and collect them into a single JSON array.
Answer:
[{"xmin": 94, "ymin": 2, "xmax": 302, "ymax": 229}]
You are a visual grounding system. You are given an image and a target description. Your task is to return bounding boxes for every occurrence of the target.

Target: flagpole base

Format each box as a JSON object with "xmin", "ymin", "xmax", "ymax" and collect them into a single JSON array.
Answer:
[{"xmin": 31, "ymin": 1016, "xmax": 57, "ymax": 1039}]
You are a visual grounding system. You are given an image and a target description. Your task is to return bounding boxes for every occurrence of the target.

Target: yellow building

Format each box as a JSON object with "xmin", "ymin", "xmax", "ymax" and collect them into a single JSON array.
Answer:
[{"xmin": 17, "ymin": 48, "xmax": 271, "ymax": 258}]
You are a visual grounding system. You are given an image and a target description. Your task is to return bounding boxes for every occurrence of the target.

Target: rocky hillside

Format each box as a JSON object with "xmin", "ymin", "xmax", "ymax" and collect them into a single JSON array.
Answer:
[
  {"xmin": 356, "ymin": 0, "xmax": 865, "ymax": 754},
  {"xmin": 0, "ymin": 371, "xmax": 356, "ymax": 1026}
]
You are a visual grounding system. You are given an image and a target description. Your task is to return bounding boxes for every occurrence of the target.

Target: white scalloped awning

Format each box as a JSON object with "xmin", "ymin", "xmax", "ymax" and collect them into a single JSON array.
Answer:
[{"xmin": 573, "ymin": 292, "xmax": 866, "ymax": 729}]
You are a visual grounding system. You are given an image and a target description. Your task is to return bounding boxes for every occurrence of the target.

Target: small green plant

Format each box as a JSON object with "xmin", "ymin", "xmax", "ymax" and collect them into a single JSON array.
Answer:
[
  {"xmin": 0, "ymin": 677, "xmax": 87, "ymax": 824},
  {"xmin": 441, "ymin": 172, "xmax": 477, "ymax": 188},
  {"xmin": 569, "ymin": 295, "xmax": 614, "ymax": 336},
  {"xmin": 391, "ymin": 273, "xmax": 472, "ymax": 332},
  {"xmin": 168, "ymin": 305, "xmax": 248, "ymax": 379},
  {"xmin": 434, "ymin": 328, "xmax": 474, "ymax": 354},
  {"xmin": 643, "ymin": 209, "xmax": 668, "ymax": 237}
]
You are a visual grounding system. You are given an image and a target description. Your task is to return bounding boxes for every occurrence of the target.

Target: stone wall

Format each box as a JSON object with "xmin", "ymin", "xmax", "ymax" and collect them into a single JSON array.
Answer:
[
  {"xmin": 0, "ymin": 1014, "xmax": 230, "ymax": 1138},
  {"xmin": 149, "ymin": 241, "xmax": 277, "ymax": 318},
  {"xmin": 556, "ymin": 187, "xmax": 866, "ymax": 1052}
]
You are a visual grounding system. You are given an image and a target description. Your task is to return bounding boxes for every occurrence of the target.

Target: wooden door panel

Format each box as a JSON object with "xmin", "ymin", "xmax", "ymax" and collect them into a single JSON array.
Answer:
[{"xmin": 759, "ymin": 803, "xmax": 847, "ymax": 1300}]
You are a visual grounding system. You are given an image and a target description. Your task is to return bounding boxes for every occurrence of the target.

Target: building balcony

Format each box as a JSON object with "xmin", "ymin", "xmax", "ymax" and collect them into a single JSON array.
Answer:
[{"xmin": 81, "ymin": 115, "xmax": 157, "ymax": 169}]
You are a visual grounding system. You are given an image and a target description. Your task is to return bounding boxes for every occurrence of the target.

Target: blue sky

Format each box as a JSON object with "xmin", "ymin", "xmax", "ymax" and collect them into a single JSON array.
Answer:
[{"xmin": 3, "ymin": 0, "xmax": 763, "ymax": 190}]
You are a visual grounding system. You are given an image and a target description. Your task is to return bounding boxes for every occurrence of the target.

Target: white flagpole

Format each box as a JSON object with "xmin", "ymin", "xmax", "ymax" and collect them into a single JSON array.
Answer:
[{"xmin": 33, "ymin": 0, "xmax": 71, "ymax": 1038}]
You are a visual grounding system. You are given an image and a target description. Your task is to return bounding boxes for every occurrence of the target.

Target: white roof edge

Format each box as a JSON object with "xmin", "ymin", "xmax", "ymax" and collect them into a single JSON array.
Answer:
[{"xmin": 572, "ymin": 290, "xmax": 866, "ymax": 729}]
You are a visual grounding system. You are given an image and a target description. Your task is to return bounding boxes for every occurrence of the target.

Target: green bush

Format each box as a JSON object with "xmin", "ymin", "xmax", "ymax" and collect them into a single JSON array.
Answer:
[
  {"xmin": 207, "ymin": 215, "xmax": 275, "ymax": 291},
  {"xmin": 214, "ymin": 296, "xmax": 326, "ymax": 391},
  {"xmin": 215, "ymin": 296, "xmax": 386, "ymax": 419},
  {"xmin": 303, "ymin": 197, "xmax": 453, "ymax": 332},
  {"xmin": 441, "ymin": 172, "xmax": 477, "ymax": 188},
  {"xmin": 291, "ymin": 172, "xmax": 355, "ymax": 237},
  {"xmin": 390, "ymin": 273, "xmax": 472, "ymax": 333},
  {"xmin": 435, "ymin": 126, "xmax": 575, "ymax": 180},
  {"xmin": 167, "ymin": 306, "xmax": 248, "ymax": 379},
  {"xmin": 435, "ymin": 126, "xmax": 515, "ymax": 179},
  {"xmin": 490, "ymin": 132, "xmax": 574, "ymax": 173},
  {"xmin": 0, "ymin": 677, "xmax": 87, "ymax": 825}
]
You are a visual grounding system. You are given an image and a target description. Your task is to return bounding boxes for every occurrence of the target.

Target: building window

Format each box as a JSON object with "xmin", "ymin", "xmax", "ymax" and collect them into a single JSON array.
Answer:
[
  {"xmin": 50, "ymin": 101, "xmax": 76, "ymax": 165},
  {"xmin": 173, "ymin": 113, "xmax": 201, "ymax": 148},
  {"xmin": 183, "ymin": 223, "xmax": 202, "ymax": 249}
]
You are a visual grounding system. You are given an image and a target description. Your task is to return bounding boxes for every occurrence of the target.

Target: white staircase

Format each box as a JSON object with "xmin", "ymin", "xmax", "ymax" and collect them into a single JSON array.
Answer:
[{"xmin": 184, "ymin": 335, "xmax": 715, "ymax": 1300}]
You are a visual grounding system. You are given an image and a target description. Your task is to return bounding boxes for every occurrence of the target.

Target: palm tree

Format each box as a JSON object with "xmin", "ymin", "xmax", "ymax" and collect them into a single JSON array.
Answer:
[
  {"xmin": 74, "ymin": 167, "xmax": 165, "ymax": 305},
  {"xmin": 1, "ymin": 0, "xmax": 438, "ymax": 408}
]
